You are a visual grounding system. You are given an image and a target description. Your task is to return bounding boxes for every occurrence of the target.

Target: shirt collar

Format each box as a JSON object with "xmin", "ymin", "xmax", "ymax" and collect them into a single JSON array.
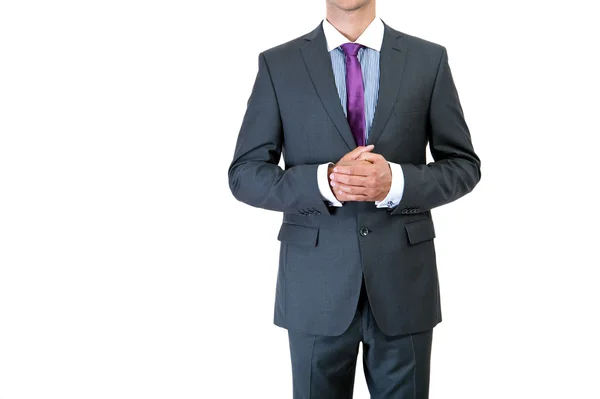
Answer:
[{"xmin": 322, "ymin": 17, "xmax": 384, "ymax": 52}]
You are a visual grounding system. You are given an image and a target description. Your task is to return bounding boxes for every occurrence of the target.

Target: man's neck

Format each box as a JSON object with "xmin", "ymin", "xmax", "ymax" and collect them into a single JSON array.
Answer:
[{"xmin": 325, "ymin": 4, "xmax": 376, "ymax": 42}]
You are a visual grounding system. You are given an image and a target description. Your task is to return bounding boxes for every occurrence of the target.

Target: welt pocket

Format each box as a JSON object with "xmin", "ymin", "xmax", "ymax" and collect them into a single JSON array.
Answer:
[
  {"xmin": 404, "ymin": 218, "xmax": 436, "ymax": 245},
  {"xmin": 277, "ymin": 222, "xmax": 319, "ymax": 246},
  {"xmin": 393, "ymin": 101, "xmax": 428, "ymax": 115}
]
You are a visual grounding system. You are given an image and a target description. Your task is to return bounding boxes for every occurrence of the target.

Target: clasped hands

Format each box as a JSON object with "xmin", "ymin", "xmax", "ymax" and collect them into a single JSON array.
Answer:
[{"xmin": 328, "ymin": 145, "xmax": 392, "ymax": 203}]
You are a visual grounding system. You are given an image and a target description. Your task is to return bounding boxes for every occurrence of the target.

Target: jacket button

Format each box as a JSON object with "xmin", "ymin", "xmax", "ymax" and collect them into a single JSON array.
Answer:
[{"xmin": 359, "ymin": 227, "xmax": 369, "ymax": 237}]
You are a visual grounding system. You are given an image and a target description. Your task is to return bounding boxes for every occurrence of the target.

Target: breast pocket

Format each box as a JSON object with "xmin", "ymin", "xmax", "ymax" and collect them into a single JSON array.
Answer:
[{"xmin": 393, "ymin": 100, "xmax": 428, "ymax": 115}]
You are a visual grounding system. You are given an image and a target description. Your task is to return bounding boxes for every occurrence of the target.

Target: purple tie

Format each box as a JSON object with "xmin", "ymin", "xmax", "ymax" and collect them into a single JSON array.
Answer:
[{"xmin": 340, "ymin": 43, "xmax": 366, "ymax": 147}]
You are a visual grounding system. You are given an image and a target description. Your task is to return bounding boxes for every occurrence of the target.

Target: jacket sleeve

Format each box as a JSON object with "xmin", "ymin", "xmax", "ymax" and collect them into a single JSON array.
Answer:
[
  {"xmin": 391, "ymin": 47, "xmax": 481, "ymax": 215},
  {"xmin": 228, "ymin": 53, "xmax": 332, "ymax": 216}
]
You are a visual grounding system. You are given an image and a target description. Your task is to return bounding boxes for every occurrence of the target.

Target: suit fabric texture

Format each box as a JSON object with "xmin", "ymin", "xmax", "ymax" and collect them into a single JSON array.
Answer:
[
  {"xmin": 288, "ymin": 280, "xmax": 433, "ymax": 398},
  {"xmin": 228, "ymin": 20, "xmax": 481, "ymax": 338}
]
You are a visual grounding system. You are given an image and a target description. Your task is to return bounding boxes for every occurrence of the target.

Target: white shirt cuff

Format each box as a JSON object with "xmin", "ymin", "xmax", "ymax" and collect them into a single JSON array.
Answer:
[
  {"xmin": 375, "ymin": 162, "xmax": 404, "ymax": 208},
  {"xmin": 317, "ymin": 162, "xmax": 343, "ymax": 207}
]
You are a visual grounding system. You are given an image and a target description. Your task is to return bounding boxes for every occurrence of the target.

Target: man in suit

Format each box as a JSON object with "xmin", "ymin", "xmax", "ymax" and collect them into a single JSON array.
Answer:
[{"xmin": 228, "ymin": 0, "xmax": 480, "ymax": 397}]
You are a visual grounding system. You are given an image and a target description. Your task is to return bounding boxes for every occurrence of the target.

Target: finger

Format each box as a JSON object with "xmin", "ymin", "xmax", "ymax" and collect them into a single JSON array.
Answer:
[
  {"xmin": 357, "ymin": 152, "xmax": 384, "ymax": 164},
  {"xmin": 335, "ymin": 189, "xmax": 369, "ymax": 202},
  {"xmin": 332, "ymin": 182, "xmax": 370, "ymax": 195},
  {"xmin": 341, "ymin": 144, "xmax": 375, "ymax": 161},
  {"xmin": 330, "ymin": 173, "xmax": 369, "ymax": 186},
  {"xmin": 332, "ymin": 163, "xmax": 372, "ymax": 176},
  {"xmin": 335, "ymin": 159, "xmax": 372, "ymax": 168}
]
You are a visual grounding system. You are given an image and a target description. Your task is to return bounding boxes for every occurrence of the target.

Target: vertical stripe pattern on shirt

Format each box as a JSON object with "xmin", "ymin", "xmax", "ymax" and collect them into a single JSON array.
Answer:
[{"xmin": 329, "ymin": 47, "xmax": 380, "ymax": 141}]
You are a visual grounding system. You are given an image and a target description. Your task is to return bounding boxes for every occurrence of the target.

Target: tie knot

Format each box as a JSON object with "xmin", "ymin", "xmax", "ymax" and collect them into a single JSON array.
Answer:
[{"xmin": 340, "ymin": 42, "xmax": 363, "ymax": 57}]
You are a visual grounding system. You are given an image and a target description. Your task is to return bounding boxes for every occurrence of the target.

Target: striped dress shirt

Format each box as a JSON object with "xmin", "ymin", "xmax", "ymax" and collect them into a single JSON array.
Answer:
[
  {"xmin": 330, "ymin": 46, "xmax": 380, "ymax": 141},
  {"xmin": 329, "ymin": 47, "xmax": 379, "ymax": 143}
]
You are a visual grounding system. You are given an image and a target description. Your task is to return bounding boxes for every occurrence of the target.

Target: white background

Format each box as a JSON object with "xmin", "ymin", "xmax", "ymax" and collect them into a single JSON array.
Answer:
[{"xmin": 1, "ymin": 1, "xmax": 599, "ymax": 398}]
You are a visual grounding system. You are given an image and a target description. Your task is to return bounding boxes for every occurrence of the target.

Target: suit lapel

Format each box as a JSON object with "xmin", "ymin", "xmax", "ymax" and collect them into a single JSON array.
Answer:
[
  {"xmin": 299, "ymin": 21, "xmax": 408, "ymax": 150},
  {"xmin": 367, "ymin": 22, "xmax": 407, "ymax": 146},
  {"xmin": 300, "ymin": 23, "xmax": 357, "ymax": 151}
]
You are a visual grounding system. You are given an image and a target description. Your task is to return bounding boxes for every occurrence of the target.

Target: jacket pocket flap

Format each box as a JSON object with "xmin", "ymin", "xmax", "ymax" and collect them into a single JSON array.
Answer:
[
  {"xmin": 404, "ymin": 218, "xmax": 436, "ymax": 245},
  {"xmin": 277, "ymin": 223, "xmax": 319, "ymax": 246}
]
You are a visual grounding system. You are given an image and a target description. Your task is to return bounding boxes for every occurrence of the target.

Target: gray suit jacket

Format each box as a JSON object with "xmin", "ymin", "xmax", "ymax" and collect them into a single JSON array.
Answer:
[{"xmin": 228, "ymin": 20, "xmax": 481, "ymax": 336}]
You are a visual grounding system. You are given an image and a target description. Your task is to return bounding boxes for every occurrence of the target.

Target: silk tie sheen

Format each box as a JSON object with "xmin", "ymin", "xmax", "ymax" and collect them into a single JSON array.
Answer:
[{"xmin": 340, "ymin": 43, "xmax": 366, "ymax": 147}]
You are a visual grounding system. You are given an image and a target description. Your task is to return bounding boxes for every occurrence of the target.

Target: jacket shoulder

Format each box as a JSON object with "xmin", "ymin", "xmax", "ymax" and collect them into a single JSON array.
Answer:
[
  {"xmin": 257, "ymin": 31, "xmax": 311, "ymax": 63},
  {"xmin": 402, "ymin": 32, "xmax": 445, "ymax": 51},
  {"xmin": 384, "ymin": 23, "xmax": 446, "ymax": 58}
]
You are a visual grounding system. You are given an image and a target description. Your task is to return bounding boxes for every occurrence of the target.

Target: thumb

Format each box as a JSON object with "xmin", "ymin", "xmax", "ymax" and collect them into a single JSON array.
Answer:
[
  {"xmin": 357, "ymin": 151, "xmax": 383, "ymax": 164},
  {"xmin": 342, "ymin": 145, "xmax": 375, "ymax": 161}
]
